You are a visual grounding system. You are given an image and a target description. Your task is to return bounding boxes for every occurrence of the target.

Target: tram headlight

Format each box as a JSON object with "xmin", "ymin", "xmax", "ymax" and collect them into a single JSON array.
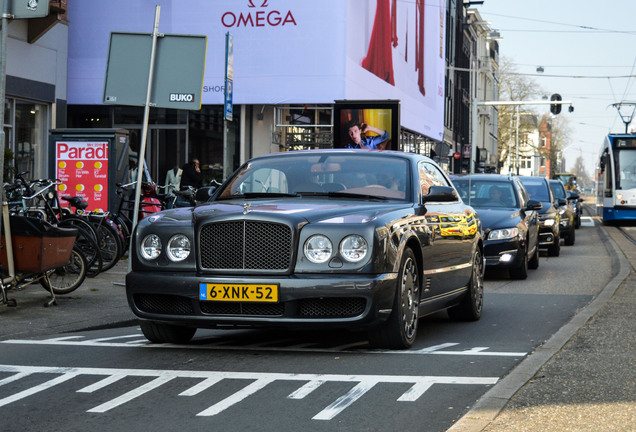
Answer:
[{"xmin": 617, "ymin": 193, "xmax": 623, "ymax": 200}]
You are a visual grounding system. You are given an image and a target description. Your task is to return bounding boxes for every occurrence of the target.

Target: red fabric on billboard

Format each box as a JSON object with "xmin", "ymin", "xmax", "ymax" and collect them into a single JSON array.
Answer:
[
  {"xmin": 416, "ymin": 0, "xmax": 426, "ymax": 96},
  {"xmin": 361, "ymin": 0, "xmax": 395, "ymax": 86}
]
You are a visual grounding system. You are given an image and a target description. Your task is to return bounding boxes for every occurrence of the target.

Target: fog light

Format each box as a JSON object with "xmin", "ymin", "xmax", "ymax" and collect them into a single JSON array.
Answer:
[{"xmin": 500, "ymin": 253, "xmax": 513, "ymax": 263}]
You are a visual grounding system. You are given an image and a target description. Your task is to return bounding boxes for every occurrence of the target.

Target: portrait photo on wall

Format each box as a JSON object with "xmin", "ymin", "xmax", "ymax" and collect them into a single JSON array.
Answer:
[{"xmin": 334, "ymin": 100, "xmax": 400, "ymax": 150}]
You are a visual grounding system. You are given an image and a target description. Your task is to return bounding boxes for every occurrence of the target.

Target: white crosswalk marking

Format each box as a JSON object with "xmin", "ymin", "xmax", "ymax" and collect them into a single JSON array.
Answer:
[
  {"xmin": 1, "ymin": 336, "xmax": 528, "ymax": 357},
  {"xmin": 0, "ymin": 364, "xmax": 499, "ymax": 421}
]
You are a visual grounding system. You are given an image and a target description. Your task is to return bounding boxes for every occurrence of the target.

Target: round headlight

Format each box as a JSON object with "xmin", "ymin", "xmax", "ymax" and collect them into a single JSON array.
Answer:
[
  {"xmin": 140, "ymin": 234, "xmax": 162, "ymax": 260},
  {"xmin": 304, "ymin": 235, "xmax": 333, "ymax": 263},
  {"xmin": 340, "ymin": 235, "xmax": 368, "ymax": 262},
  {"xmin": 166, "ymin": 234, "xmax": 191, "ymax": 262}
]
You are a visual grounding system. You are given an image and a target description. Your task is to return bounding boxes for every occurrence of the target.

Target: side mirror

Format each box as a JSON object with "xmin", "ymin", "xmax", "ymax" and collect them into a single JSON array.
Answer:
[
  {"xmin": 526, "ymin": 199, "xmax": 543, "ymax": 211},
  {"xmin": 195, "ymin": 186, "xmax": 216, "ymax": 203},
  {"xmin": 422, "ymin": 185, "xmax": 459, "ymax": 203}
]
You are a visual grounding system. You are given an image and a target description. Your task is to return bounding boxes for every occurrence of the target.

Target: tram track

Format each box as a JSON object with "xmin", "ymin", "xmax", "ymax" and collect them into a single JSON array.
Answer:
[{"xmin": 616, "ymin": 225, "xmax": 636, "ymax": 246}]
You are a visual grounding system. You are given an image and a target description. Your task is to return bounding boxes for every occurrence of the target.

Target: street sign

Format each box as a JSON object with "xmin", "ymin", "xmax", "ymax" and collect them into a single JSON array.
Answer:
[
  {"xmin": 224, "ymin": 78, "xmax": 233, "ymax": 122},
  {"xmin": 224, "ymin": 32, "xmax": 233, "ymax": 121},
  {"xmin": 103, "ymin": 32, "xmax": 207, "ymax": 110},
  {"xmin": 8, "ymin": 0, "xmax": 50, "ymax": 18}
]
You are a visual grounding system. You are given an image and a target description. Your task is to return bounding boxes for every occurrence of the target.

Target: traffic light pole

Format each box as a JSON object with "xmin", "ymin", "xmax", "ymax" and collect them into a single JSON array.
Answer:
[{"xmin": 470, "ymin": 99, "xmax": 573, "ymax": 174}]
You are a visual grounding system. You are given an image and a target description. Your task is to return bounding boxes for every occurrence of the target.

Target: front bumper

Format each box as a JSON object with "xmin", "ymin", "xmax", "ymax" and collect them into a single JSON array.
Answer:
[
  {"xmin": 126, "ymin": 271, "xmax": 398, "ymax": 329},
  {"xmin": 484, "ymin": 238, "xmax": 524, "ymax": 268},
  {"xmin": 538, "ymin": 223, "xmax": 559, "ymax": 247}
]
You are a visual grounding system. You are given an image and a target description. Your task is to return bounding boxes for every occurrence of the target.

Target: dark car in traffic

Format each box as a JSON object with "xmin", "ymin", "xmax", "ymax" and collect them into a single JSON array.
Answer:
[
  {"xmin": 518, "ymin": 176, "xmax": 561, "ymax": 256},
  {"xmin": 451, "ymin": 174, "xmax": 541, "ymax": 279},
  {"xmin": 126, "ymin": 150, "xmax": 485, "ymax": 349},
  {"xmin": 568, "ymin": 189, "xmax": 583, "ymax": 228},
  {"xmin": 548, "ymin": 179, "xmax": 576, "ymax": 245}
]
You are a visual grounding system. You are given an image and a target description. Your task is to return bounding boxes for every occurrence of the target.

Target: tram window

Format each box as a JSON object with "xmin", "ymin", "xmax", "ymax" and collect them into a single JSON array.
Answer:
[
  {"xmin": 617, "ymin": 150, "xmax": 636, "ymax": 190},
  {"xmin": 616, "ymin": 138, "xmax": 636, "ymax": 148},
  {"xmin": 604, "ymin": 153, "xmax": 613, "ymax": 197}
]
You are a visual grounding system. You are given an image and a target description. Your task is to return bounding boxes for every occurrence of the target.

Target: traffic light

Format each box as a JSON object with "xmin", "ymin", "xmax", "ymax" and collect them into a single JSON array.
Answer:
[{"xmin": 550, "ymin": 93, "xmax": 562, "ymax": 115}]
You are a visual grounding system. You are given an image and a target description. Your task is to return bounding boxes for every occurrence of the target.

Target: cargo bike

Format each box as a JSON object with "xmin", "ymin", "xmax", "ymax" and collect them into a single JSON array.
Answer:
[{"xmin": 0, "ymin": 211, "xmax": 87, "ymax": 307}]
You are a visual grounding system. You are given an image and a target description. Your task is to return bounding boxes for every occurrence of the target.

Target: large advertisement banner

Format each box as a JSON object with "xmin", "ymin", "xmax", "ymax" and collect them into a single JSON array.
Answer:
[
  {"xmin": 68, "ymin": 0, "xmax": 445, "ymax": 140},
  {"xmin": 55, "ymin": 141, "xmax": 110, "ymax": 212}
]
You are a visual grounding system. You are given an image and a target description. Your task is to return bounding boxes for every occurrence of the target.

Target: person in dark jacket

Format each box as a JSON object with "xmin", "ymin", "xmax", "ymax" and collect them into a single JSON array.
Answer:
[{"xmin": 180, "ymin": 159, "xmax": 203, "ymax": 189}]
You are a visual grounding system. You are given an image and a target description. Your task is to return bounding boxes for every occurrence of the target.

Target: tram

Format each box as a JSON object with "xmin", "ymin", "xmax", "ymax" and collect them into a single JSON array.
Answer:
[{"xmin": 596, "ymin": 133, "xmax": 636, "ymax": 222}]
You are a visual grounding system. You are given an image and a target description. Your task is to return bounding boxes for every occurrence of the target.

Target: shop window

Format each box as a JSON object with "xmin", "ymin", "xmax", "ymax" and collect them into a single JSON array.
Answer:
[
  {"xmin": 67, "ymin": 105, "xmax": 112, "ymax": 128},
  {"xmin": 14, "ymin": 100, "xmax": 46, "ymax": 178}
]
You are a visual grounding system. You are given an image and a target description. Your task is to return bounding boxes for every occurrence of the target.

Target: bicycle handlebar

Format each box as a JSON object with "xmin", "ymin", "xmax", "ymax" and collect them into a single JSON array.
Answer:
[{"xmin": 22, "ymin": 180, "xmax": 61, "ymax": 200}]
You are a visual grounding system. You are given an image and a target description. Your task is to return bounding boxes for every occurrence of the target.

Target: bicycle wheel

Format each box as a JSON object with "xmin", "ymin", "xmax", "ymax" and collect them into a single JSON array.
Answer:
[
  {"xmin": 111, "ymin": 215, "xmax": 132, "ymax": 253},
  {"xmin": 59, "ymin": 218, "xmax": 103, "ymax": 277},
  {"xmin": 40, "ymin": 246, "xmax": 88, "ymax": 295},
  {"xmin": 92, "ymin": 219, "xmax": 123, "ymax": 272}
]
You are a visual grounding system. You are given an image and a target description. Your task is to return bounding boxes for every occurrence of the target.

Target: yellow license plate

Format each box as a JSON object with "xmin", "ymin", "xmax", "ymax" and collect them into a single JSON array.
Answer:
[{"xmin": 199, "ymin": 283, "xmax": 279, "ymax": 302}]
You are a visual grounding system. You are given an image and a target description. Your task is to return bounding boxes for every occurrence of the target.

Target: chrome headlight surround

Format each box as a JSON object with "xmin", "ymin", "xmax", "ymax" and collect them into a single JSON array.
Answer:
[
  {"xmin": 488, "ymin": 227, "xmax": 519, "ymax": 241},
  {"xmin": 140, "ymin": 234, "xmax": 162, "ymax": 260},
  {"xmin": 304, "ymin": 235, "xmax": 333, "ymax": 263},
  {"xmin": 166, "ymin": 234, "xmax": 191, "ymax": 262},
  {"xmin": 339, "ymin": 235, "xmax": 368, "ymax": 263}
]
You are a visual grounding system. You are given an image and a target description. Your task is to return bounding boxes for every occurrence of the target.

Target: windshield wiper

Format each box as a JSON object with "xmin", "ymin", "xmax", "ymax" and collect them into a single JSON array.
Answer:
[
  {"xmin": 217, "ymin": 192, "xmax": 301, "ymax": 200},
  {"xmin": 297, "ymin": 191, "xmax": 389, "ymax": 201}
]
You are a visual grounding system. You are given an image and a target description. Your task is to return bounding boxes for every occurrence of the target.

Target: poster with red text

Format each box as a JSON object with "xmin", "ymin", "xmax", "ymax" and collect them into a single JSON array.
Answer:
[{"xmin": 55, "ymin": 141, "xmax": 109, "ymax": 212}]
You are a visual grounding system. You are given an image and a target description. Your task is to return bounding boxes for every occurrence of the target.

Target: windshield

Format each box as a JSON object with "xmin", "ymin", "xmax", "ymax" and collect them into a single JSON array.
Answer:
[
  {"xmin": 549, "ymin": 181, "xmax": 567, "ymax": 200},
  {"xmin": 520, "ymin": 178, "xmax": 551, "ymax": 201},
  {"xmin": 452, "ymin": 179, "xmax": 519, "ymax": 208},
  {"xmin": 216, "ymin": 153, "xmax": 410, "ymax": 201},
  {"xmin": 615, "ymin": 149, "xmax": 636, "ymax": 190}
]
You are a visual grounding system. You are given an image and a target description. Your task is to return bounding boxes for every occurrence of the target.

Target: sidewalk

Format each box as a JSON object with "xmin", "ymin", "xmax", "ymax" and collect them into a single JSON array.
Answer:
[
  {"xmin": 0, "ymin": 259, "xmax": 134, "ymax": 340},
  {"xmin": 451, "ymin": 219, "xmax": 636, "ymax": 431},
  {"xmin": 1, "ymin": 213, "xmax": 635, "ymax": 431}
]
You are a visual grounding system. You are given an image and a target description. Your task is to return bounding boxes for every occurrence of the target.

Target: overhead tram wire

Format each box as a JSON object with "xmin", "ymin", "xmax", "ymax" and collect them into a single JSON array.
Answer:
[
  {"xmin": 480, "ymin": 12, "xmax": 636, "ymax": 36},
  {"xmin": 451, "ymin": 66, "xmax": 636, "ymax": 79}
]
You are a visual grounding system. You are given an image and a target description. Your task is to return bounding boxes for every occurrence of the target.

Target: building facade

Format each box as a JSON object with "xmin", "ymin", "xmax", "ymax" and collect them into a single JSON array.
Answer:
[
  {"xmin": 1, "ymin": 0, "xmax": 67, "ymax": 180},
  {"xmin": 3, "ymin": 1, "xmax": 498, "ymax": 210}
]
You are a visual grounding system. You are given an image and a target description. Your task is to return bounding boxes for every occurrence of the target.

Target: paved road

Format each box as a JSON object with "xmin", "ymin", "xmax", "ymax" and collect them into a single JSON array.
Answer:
[{"xmin": 1, "ymin": 214, "xmax": 627, "ymax": 431}]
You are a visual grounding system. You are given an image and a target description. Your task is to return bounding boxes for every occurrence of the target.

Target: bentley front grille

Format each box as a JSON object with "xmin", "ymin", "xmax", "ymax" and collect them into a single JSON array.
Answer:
[{"xmin": 199, "ymin": 221, "xmax": 292, "ymax": 271}]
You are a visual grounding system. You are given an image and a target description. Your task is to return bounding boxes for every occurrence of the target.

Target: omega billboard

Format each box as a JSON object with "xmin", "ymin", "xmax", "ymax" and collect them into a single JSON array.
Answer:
[{"xmin": 68, "ymin": 0, "xmax": 446, "ymax": 141}]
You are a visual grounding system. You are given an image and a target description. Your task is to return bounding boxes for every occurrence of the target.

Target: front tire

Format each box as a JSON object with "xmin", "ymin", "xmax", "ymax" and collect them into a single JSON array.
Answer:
[
  {"xmin": 509, "ymin": 244, "xmax": 528, "ymax": 279},
  {"xmin": 140, "ymin": 321, "xmax": 197, "ymax": 344},
  {"xmin": 548, "ymin": 234, "xmax": 561, "ymax": 256},
  {"xmin": 528, "ymin": 245, "xmax": 540, "ymax": 269},
  {"xmin": 368, "ymin": 248, "xmax": 420, "ymax": 349},
  {"xmin": 564, "ymin": 227, "xmax": 575, "ymax": 246},
  {"xmin": 448, "ymin": 248, "xmax": 484, "ymax": 321}
]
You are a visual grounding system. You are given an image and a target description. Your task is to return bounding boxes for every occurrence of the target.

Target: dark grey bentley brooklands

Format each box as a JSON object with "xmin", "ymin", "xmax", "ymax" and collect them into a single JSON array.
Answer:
[{"xmin": 126, "ymin": 150, "xmax": 484, "ymax": 349}]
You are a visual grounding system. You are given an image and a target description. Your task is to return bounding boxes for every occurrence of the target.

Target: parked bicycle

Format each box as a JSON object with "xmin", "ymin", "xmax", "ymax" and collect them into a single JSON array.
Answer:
[{"xmin": 0, "ymin": 211, "xmax": 88, "ymax": 307}]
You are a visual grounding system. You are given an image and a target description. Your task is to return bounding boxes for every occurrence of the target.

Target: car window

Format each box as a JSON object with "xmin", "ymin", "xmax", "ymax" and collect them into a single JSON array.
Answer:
[
  {"xmin": 217, "ymin": 154, "xmax": 410, "ymax": 200},
  {"xmin": 520, "ymin": 178, "xmax": 551, "ymax": 201},
  {"xmin": 452, "ymin": 179, "xmax": 519, "ymax": 208},
  {"xmin": 516, "ymin": 180, "xmax": 529, "ymax": 207},
  {"xmin": 418, "ymin": 161, "xmax": 449, "ymax": 196},
  {"xmin": 549, "ymin": 181, "xmax": 567, "ymax": 199},
  {"xmin": 228, "ymin": 167, "xmax": 289, "ymax": 195}
]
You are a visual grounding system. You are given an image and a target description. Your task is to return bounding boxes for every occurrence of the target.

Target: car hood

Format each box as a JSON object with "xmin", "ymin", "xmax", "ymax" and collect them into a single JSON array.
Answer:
[
  {"xmin": 536, "ymin": 201, "xmax": 556, "ymax": 215},
  {"xmin": 157, "ymin": 198, "xmax": 412, "ymax": 225},
  {"xmin": 474, "ymin": 207, "xmax": 522, "ymax": 230}
]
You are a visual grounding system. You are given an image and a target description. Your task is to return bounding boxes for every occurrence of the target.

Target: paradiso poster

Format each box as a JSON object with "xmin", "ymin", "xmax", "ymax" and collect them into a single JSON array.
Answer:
[{"xmin": 55, "ymin": 141, "xmax": 109, "ymax": 211}]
